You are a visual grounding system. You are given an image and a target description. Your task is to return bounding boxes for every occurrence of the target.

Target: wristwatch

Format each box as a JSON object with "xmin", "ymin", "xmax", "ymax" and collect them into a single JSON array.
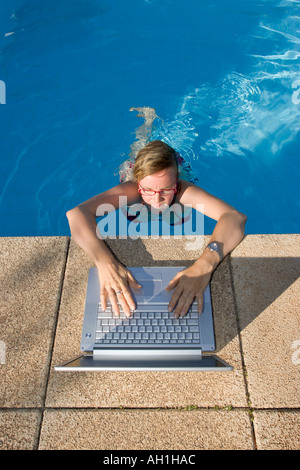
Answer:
[{"xmin": 206, "ymin": 241, "xmax": 224, "ymax": 261}]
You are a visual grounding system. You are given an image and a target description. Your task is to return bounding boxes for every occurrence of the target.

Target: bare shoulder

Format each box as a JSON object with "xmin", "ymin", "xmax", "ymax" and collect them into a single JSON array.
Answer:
[
  {"xmin": 116, "ymin": 180, "xmax": 139, "ymax": 198},
  {"xmin": 76, "ymin": 180, "xmax": 140, "ymax": 216},
  {"xmin": 177, "ymin": 179, "xmax": 238, "ymax": 221},
  {"xmin": 176, "ymin": 178, "xmax": 197, "ymax": 202},
  {"xmin": 176, "ymin": 178, "xmax": 193, "ymax": 196}
]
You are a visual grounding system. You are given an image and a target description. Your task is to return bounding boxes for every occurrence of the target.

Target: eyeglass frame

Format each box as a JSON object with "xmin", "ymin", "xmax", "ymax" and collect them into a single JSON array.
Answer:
[{"xmin": 138, "ymin": 183, "xmax": 177, "ymax": 197}]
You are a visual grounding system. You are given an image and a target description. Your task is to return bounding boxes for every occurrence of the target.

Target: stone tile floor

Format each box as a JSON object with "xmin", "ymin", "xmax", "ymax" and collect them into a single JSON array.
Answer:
[{"xmin": 0, "ymin": 235, "xmax": 299, "ymax": 450}]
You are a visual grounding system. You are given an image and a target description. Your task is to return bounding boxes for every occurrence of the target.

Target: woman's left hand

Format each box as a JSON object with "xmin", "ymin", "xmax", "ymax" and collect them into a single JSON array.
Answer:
[{"xmin": 165, "ymin": 260, "xmax": 214, "ymax": 318}]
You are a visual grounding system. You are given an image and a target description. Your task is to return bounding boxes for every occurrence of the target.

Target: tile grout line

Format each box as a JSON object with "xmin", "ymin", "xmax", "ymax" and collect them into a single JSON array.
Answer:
[
  {"xmin": 228, "ymin": 254, "xmax": 257, "ymax": 450},
  {"xmin": 1, "ymin": 405, "xmax": 299, "ymax": 412},
  {"xmin": 35, "ymin": 406, "xmax": 300, "ymax": 411},
  {"xmin": 35, "ymin": 236, "xmax": 71, "ymax": 450}
]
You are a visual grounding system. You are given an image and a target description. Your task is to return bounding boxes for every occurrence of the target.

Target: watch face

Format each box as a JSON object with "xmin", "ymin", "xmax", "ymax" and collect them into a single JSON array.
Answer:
[{"xmin": 208, "ymin": 242, "xmax": 223, "ymax": 260}]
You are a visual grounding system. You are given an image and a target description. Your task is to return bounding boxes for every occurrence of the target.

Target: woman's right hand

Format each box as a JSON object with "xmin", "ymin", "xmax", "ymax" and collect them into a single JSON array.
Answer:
[{"xmin": 96, "ymin": 259, "xmax": 142, "ymax": 317}]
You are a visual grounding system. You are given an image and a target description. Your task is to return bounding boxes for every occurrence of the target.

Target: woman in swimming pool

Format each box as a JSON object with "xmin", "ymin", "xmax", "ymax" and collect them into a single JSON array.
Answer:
[{"xmin": 66, "ymin": 140, "xmax": 247, "ymax": 318}]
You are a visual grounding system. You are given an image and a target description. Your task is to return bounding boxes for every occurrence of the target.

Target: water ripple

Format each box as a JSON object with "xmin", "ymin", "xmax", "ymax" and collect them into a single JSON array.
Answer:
[{"xmin": 151, "ymin": 9, "xmax": 300, "ymax": 160}]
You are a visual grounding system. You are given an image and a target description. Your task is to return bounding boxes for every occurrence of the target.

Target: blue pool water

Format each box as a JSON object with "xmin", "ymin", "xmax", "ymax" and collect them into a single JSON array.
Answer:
[{"xmin": 0, "ymin": 0, "xmax": 299, "ymax": 236}]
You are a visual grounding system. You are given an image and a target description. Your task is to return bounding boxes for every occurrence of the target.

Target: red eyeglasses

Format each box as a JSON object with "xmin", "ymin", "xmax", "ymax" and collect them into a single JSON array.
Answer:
[{"xmin": 138, "ymin": 184, "xmax": 177, "ymax": 197}]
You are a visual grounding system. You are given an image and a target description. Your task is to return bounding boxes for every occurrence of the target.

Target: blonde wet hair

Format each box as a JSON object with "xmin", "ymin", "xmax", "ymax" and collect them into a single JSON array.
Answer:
[
  {"xmin": 118, "ymin": 140, "xmax": 198, "ymax": 185},
  {"xmin": 132, "ymin": 140, "xmax": 178, "ymax": 182}
]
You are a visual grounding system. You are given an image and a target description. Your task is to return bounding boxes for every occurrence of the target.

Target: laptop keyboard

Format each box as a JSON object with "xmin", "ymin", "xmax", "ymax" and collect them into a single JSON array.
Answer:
[{"xmin": 95, "ymin": 303, "xmax": 200, "ymax": 345}]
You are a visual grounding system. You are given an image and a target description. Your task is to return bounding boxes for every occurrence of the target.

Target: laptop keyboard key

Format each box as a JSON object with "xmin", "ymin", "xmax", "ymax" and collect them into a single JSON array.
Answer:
[{"xmin": 95, "ymin": 306, "xmax": 201, "ymax": 345}]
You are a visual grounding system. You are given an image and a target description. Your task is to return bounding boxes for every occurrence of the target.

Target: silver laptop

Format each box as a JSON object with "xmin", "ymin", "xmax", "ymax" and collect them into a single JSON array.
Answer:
[{"xmin": 55, "ymin": 266, "xmax": 233, "ymax": 371}]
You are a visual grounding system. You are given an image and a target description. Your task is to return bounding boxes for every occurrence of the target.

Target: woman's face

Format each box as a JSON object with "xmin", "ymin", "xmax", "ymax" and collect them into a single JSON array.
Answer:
[{"xmin": 138, "ymin": 167, "xmax": 178, "ymax": 212}]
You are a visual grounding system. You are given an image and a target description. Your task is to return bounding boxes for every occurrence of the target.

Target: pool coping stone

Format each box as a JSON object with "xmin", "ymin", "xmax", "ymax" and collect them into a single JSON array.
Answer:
[{"xmin": 0, "ymin": 234, "xmax": 299, "ymax": 450}]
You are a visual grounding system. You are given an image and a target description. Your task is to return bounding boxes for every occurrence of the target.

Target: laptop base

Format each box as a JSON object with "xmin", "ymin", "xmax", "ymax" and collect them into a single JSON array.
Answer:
[
  {"xmin": 55, "ymin": 353, "xmax": 233, "ymax": 371},
  {"xmin": 55, "ymin": 267, "xmax": 234, "ymax": 372}
]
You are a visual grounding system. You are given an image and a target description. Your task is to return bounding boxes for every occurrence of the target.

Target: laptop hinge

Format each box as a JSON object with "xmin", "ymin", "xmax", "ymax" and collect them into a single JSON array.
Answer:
[{"xmin": 92, "ymin": 348, "xmax": 202, "ymax": 358}]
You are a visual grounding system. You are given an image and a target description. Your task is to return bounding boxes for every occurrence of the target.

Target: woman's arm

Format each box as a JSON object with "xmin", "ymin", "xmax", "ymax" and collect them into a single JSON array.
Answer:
[
  {"xmin": 66, "ymin": 205, "xmax": 115, "ymax": 265},
  {"xmin": 167, "ymin": 182, "xmax": 247, "ymax": 317},
  {"xmin": 197, "ymin": 209, "xmax": 247, "ymax": 271},
  {"xmin": 66, "ymin": 181, "xmax": 142, "ymax": 316}
]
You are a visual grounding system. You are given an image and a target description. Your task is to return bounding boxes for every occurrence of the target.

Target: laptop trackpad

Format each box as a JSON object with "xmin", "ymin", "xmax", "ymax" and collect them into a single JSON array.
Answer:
[
  {"xmin": 135, "ymin": 279, "xmax": 162, "ymax": 296},
  {"xmin": 131, "ymin": 278, "xmax": 172, "ymax": 305}
]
